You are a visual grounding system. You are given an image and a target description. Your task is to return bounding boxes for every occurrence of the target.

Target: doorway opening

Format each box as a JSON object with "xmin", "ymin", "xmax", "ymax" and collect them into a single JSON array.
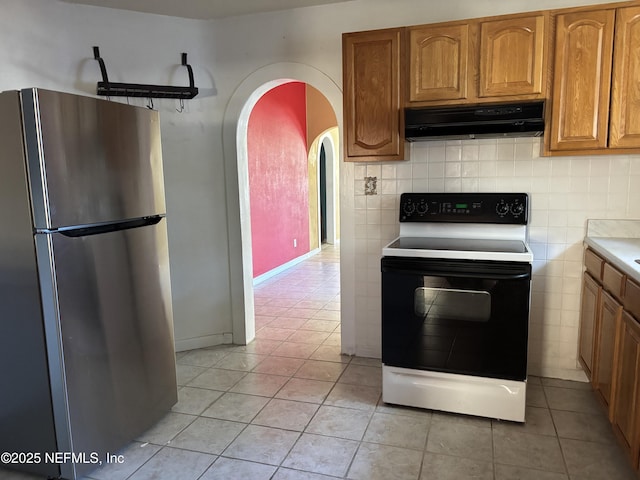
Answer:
[
  {"xmin": 233, "ymin": 80, "xmax": 339, "ymax": 344},
  {"xmin": 314, "ymin": 132, "xmax": 338, "ymax": 248},
  {"xmin": 320, "ymin": 143, "xmax": 327, "ymax": 244}
]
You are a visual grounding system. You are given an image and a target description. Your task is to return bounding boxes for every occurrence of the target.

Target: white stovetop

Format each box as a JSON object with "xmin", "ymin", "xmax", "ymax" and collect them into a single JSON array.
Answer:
[{"xmin": 383, "ymin": 222, "xmax": 533, "ymax": 263}]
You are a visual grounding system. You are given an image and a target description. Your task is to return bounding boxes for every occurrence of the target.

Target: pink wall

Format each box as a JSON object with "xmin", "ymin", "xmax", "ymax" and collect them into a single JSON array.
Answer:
[{"xmin": 248, "ymin": 82, "xmax": 310, "ymax": 277}]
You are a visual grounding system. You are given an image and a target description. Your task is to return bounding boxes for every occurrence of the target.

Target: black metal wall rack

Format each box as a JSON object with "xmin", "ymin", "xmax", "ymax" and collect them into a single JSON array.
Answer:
[{"xmin": 92, "ymin": 46, "xmax": 198, "ymax": 99}]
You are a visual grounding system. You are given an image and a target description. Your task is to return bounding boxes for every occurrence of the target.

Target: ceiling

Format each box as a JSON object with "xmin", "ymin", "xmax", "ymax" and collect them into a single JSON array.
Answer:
[{"xmin": 60, "ymin": 0, "xmax": 355, "ymax": 19}]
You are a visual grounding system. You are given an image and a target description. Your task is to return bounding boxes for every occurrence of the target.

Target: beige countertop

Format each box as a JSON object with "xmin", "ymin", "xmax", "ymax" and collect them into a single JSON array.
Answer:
[{"xmin": 584, "ymin": 236, "xmax": 640, "ymax": 284}]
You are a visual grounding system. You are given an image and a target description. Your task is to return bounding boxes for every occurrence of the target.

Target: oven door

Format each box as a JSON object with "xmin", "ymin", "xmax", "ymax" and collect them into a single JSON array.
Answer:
[{"xmin": 381, "ymin": 256, "xmax": 531, "ymax": 381}]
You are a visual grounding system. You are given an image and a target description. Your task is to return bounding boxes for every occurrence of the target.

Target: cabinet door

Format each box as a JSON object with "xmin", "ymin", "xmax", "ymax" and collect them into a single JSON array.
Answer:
[
  {"xmin": 549, "ymin": 9, "xmax": 615, "ymax": 151},
  {"xmin": 579, "ymin": 273, "xmax": 601, "ymax": 379},
  {"xmin": 479, "ymin": 15, "xmax": 546, "ymax": 98},
  {"xmin": 343, "ymin": 29, "xmax": 404, "ymax": 161},
  {"xmin": 408, "ymin": 24, "xmax": 470, "ymax": 102},
  {"xmin": 613, "ymin": 311, "xmax": 640, "ymax": 467},
  {"xmin": 609, "ymin": 6, "xmax": 640, "ymax": 149},
  {"xmin": 594, "ymin": 289, "xmax": 622, "ymax": 417}
]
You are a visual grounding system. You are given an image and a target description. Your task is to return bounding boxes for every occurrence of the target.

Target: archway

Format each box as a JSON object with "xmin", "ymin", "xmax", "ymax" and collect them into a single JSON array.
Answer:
[{"xmin": 222, "ymin": 63, "xmax": 353, "ymax": 350}]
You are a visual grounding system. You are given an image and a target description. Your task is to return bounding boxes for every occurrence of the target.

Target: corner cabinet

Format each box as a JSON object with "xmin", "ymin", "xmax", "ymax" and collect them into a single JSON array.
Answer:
[
  {"xmin": 407, "ymin": 12, "xmax": 548, "ymax": 106},
  {"xmin": 547, "ymin": 5, "xmax": 640, "ymax": 155},
  {"xmin": 343, "ymin": 28, "xmax": 405, "ymax": 162}
]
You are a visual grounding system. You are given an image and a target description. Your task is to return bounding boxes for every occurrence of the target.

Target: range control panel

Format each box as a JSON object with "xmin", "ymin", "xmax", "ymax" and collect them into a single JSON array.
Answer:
[{"xmin": 399, "ymin": 192, "xmax": 528, "ymax": 225}]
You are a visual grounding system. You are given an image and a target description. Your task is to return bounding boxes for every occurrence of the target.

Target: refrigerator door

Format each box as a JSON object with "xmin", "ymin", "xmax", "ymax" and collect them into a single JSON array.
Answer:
[
  {"xmin": 36, "ymin": 218, "xmax": 177, "ymax": 479},
  {"xmin": 21, "ymin": 88, "xmax": 166, "ymax": 230},
  {"xmin": 0, "ymin": 91, "xmax": 60, "ymax": 478}
]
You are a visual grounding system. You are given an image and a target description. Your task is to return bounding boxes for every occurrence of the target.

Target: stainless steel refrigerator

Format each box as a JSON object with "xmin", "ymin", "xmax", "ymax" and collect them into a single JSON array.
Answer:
[{"xmin": 0, "ymin": 89, "xmax": 178, "ymax": 479}]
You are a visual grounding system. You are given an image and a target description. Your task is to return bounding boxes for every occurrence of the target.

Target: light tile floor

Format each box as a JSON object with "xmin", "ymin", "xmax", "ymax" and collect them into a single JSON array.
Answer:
[{"xmin": 2, "ymin": 244, "xmax": 638, "ymax": 480}]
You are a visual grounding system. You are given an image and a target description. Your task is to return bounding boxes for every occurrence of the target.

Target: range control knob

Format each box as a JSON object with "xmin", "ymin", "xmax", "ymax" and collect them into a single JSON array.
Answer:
[
  {"xmin": 416, "ymin": 201, "xmax": 428, "ymax": 215},
  {"xmin": 510, "ymin": 201, "xmax": 525, "ymax": 217},
  {"xmin": 495, "ymin": 199, "xmax": 510, "ymax": 217},
  {"xmin": 402, "ymin": 201, "xmax": 416, "ymax": 217}
]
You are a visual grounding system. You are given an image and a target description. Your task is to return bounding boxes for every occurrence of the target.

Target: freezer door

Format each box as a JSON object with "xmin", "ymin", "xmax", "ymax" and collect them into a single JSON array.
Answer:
[
  {"xmin": 36, "ymin": 218, "xmax": 177, "ymax": 479},
  {"xmin": 21, "ymin": 88, "xmax": 166, "ymax": 229}
]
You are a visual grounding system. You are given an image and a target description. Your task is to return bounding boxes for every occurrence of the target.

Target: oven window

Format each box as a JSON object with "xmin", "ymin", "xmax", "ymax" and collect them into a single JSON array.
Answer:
[
  {"xmin": 382, "ymin": 258, "xmax": 531, "ymax": 381},
  {"xmin": 414, "ymin": 286, "xmax": 491, "ymax": 322}
]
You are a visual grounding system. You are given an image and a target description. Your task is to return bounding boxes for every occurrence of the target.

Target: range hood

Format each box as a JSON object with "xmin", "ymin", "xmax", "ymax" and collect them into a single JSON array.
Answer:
[{"xmin": 405, "ymin": 101, "xmax": 544, "ymax": 141}]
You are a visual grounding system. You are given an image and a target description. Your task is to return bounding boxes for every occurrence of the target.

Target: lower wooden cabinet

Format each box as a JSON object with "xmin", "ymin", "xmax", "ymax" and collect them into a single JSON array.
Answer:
[
  {"xmin": 612, "ymin": 311, "xmax": 640, "ymax": 468},
  {"xmin": 579, "ymin": 273, "xmax": 600, "ymax": 378},
  {"xmin": 593, "ymin": 290, "xmax": 622, "ymax": 417},
  {"xmin": 579, "ymin": 247, "xmax": 640, "ymax": 472}
]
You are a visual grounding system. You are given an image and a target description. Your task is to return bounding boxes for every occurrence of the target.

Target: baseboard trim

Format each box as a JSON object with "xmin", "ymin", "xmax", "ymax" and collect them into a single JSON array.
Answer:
[{"xmin": 253, "ymin": 248, "xmax": 322, "ymax": 286}]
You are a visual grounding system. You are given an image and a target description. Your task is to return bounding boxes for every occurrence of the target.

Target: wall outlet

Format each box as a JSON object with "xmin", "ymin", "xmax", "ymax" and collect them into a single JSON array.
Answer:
[{"xmin": 293, "ymin": 238, "xmax": 297, "ymax": 247}]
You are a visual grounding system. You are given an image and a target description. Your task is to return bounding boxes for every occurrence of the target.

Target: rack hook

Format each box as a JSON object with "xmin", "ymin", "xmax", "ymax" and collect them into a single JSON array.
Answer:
[
  {"xmin": 93, "ymin": 46, "xmax": 110, "ymax": 84},
  {"xmin": 92, "ymin": 47, "xmax": 198, "ymax": 99},
  {"xmin": 176, "ymin": 98, "xmax": 185, "ymax": 113},
  {"xmin": 147, "ymin": 98, "xmax": 154, "ymax": 110}
]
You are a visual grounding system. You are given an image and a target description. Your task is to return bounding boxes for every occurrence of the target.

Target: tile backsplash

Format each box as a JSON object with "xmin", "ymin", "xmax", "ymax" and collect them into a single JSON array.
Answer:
[{"xmin": 352, "ymin": 137, "xmax": 640, "ymax": 381}]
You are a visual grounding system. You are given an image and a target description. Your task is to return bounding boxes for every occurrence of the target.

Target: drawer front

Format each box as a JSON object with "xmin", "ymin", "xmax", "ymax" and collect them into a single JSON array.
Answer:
[
  {"xmin": 603, "ymin": 263, "xmax": 625, "ymax": 300},
  {"xmin": 625, "ymin": 278, "xmax": 640, "ymax": 320},
  {"xmin": 585, "ymin": 249, "xmax": 604, "ymax": 280}
]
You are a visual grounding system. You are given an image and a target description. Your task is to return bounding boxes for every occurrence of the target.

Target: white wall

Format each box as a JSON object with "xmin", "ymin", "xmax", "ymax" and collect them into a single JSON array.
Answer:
[
  {"xmin": 3, "ymin": 0, "xmax": 633, "ymax": 379},
  {"xmin": 0, "ymin": 0, "xmax": 232, "ymax": 350}
]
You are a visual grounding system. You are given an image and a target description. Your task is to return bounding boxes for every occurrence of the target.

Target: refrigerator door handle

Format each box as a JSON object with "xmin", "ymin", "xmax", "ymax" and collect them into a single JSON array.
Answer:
[{"xmin": 56, "ymin": 215, "xmax": 163, "ymax": 238}]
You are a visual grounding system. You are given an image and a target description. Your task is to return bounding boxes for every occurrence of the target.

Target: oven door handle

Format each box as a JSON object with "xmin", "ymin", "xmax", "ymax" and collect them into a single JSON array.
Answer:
[
  {"xmin": 382, "ymin": 269, "xmax": 530, "ymax": 280},
  {"xmin": 381, "ymin": 258, "xmax": 531, "ymax": 280}
]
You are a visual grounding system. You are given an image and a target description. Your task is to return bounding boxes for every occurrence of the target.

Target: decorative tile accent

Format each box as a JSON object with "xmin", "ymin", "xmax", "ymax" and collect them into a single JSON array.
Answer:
[{"xmin": 364, "ymin": 176, "xmax": 377, "ymax": 195}]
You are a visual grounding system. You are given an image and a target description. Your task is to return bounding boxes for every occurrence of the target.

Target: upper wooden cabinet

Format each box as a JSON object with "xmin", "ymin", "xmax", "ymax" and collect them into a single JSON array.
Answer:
[
  {"xmin": 407, "ymin": 13, "xmax": 548, "ymax": 106},
  {"xmin": 342, "ymin": 2, "xmax": 640, "ymax": 162},
  {"xmin": 408, "ymin": 23, "xmax": 470, "ymax": 102},
  {"xmin": 547, "ymin": 5, "xmax": 640, "ymax": 155},
  {"xmin": 479, "ymin": 15, "xmax": 546, "ymax": 98},
  {"xmin": 343, "ymin": 28, "xmax": 404, "ymax": 162},
  {"xmin": 549, "ymin": 9, "xmax": 615, "ymax": 152},
  {"xmin": 609, "ymin": 5, "xmax": 640, "ymax": 149}
]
